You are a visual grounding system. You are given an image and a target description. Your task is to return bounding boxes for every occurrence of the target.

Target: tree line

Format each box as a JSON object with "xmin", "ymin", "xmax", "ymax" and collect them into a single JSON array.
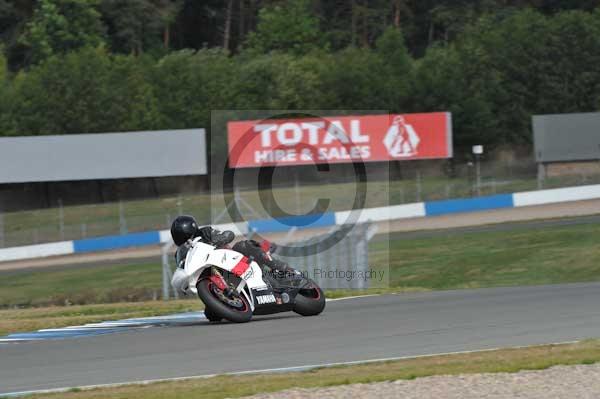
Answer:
[{"xmin": 1, "ymin": 0, "xmax": 599, "ymax": 153}]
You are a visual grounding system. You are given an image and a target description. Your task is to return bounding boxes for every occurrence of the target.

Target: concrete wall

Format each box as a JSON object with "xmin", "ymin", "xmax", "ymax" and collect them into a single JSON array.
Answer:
[{"xmin": 546, "ymin": 161, "xmax": 600, "ymax": 177}]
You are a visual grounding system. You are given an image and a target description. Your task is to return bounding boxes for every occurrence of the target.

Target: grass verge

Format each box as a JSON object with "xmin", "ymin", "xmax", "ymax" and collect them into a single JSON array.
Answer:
[
  {"xmin": 372, "ymin": 219, "xmax": 600, "ymax": 290},
  {"xmin": 0, "ymin": 300, "xmax": 201, "ymax": 337},
  {"xmin": 0, "ymin": 260, "xmax": 163, "ymax": 307},
  {"xmin": 18, "ymin": 339, "xmax": 600, "ymax": 399}
]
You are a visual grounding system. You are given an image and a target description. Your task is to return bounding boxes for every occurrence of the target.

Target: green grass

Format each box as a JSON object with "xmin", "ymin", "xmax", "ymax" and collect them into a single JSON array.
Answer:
[
  {"xmin": 373, "ymin": 221, "xmax": 600, "ymax": 290},
  {"xmin": 0, "ymin": 260, "xmax": 164, "ymax": 307},
  {"xmin": 21, "ymin": 339, "xmax": 600, "ymax": 399},
  {"xmin": 0, "ymin": 300, "xmax": 201, "ymax": 337}
]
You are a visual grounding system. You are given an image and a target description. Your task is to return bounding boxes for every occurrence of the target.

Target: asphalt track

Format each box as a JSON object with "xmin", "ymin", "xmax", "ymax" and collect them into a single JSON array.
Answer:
[{"xmin": 3, "ymin": 283, "xmax": 600, "ymax": 395}]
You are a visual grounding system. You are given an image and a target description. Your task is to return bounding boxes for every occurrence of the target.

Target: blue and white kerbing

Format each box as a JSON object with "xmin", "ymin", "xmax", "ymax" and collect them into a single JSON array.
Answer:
[
  {"xmin": 0, "ymin": 312, "xmax": 207, "ymax": 342},
  {"xmin": 1, "ymin": 184, "xmax": 600, "ymax": 263}
]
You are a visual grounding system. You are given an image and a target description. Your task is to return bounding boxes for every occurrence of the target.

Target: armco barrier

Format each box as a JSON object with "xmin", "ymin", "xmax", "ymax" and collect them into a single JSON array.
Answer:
[{"xmin": 2, "ymin": 183, "xmax": 600, "ymax": 262}]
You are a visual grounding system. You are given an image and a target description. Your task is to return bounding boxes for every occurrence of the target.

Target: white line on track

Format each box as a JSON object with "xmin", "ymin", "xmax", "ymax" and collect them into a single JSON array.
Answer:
[
  {"xmin": 0, "ymin": 339, "xmax": 582, "ymax": 397},
  {"xmin": 326, "ymin": 294, "xmax": 385, "ymax": 302}
]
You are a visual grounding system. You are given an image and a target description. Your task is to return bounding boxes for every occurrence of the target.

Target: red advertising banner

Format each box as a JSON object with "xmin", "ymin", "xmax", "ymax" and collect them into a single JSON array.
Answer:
[{"xmin": 227, "ymin": 112, "xmax": 452, "ymax": 168}]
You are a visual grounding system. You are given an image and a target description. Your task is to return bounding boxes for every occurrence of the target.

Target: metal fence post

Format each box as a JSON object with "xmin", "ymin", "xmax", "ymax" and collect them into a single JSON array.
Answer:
[
  {"xmin": 177, "ymin": 195, "xmax": 183, "ymax": 215},
  {"xmin": 334, "ymin": 232, "xmax": 342, "ymax": 290},
  {"xmin": 161, "ymin": 241, "xmax": 177, "ymax": 300},
  {"xmin": 475, "ymin": 154, "xmax": 482, "ymax": 196},
  {"xmin": 344, "ymin": 231, "xmax": 354, "ymax": 289},
  {"xmin": 312, "ymin": 238, "xmax": 321, "ymax": 288},
  {"xmin": 355, "ymin": 225, "xmax": 370, "ymax": 290},
  {"xmin": 294, "ymin": 175, "xmax": 301, "ymax": 215},
  {"xmin": 0, "ymin": 205, "xmax": 4, "ymax": 248},
  {"xmin": 416, "ymin": 170, "xmax": 422, "ymax": 202},
  {"xmin": 162, "ymin": 253, "xmax": 169, "ymax": 300},
  {"xmin": 537, "ymin": 163, "xmax": 545, "ymax": 190},
  {"xmin": 119, "ymin": 200, "xmax": 127, "ymax": 235},
  {"xmin": 58, "ymin": 199, "xmax": 65, "ymax": 241}
]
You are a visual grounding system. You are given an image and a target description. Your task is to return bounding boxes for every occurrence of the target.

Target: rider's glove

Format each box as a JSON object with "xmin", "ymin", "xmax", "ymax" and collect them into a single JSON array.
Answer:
[{"xmin": 212, "ymin": 230, "xmax": 235, "ymax": 247}]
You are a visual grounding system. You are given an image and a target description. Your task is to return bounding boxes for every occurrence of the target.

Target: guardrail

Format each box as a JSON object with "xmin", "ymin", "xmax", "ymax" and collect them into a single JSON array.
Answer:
[{"xmin": 1, "ymin": 184, "xmax": 600, "ymax": 263}]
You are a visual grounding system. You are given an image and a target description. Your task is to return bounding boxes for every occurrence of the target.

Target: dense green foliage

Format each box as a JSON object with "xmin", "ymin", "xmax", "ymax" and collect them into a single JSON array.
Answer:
[{"xmin": 1, "ymin": 1, "xmax": 599, "ymax": 150}]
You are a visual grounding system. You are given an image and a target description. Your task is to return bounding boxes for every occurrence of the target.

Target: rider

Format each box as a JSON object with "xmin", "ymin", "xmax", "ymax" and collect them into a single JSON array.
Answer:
[{"xmin": 170, "ymin": 215, "xmax": 293, "ymax": 275}]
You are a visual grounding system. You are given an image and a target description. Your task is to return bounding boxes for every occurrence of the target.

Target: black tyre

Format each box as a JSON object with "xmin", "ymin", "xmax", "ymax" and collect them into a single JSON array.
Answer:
[
  {"xmin": 196, "ymin": 279, "xmax": 252, "ymax": 323},
  {"xmin": 293, "ymin": 280, "xmax": 326, "ymax": 316},
  {"xmin": 203, "ymin": 307, "xmax": 223, "ymax": 322}
]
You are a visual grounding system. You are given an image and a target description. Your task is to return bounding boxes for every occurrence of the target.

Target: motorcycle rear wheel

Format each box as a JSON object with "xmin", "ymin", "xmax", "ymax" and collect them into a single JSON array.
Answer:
[
  {"xmin": 197, "ymin": 279, "xmax": 252, "ymax": 323},
  {"xmin": 293, "ymin": 280, "xmax": 326, "ymax": 316}
]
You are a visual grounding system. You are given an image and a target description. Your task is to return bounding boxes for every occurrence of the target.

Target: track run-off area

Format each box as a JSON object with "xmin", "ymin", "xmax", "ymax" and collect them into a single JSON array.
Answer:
[{"xmin": 2, "ymin": 283, "xmax": 600, "ymax": 395}]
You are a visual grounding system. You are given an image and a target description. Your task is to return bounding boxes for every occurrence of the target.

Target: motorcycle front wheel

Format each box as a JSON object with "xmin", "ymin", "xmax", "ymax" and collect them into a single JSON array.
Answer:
[
  {"xmin": 203, "ymin": 307, "xmax": 223, "ymax": 322},
  {"xmin": 197, "ymin": 279, "xmax": 252, "ymax": 323}
]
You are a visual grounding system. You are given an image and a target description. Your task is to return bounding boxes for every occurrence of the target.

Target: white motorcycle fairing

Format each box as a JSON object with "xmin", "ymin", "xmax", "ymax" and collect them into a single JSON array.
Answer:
[{"xmin": 171, "ymin": 238, "xmax": 268, "ymax": 311}]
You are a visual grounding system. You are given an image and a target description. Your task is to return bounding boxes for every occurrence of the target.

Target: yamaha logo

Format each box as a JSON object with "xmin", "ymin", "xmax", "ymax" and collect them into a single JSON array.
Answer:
[{"xmin": 256, "ymin": 294, "xmax": 276, "ymax": 305}]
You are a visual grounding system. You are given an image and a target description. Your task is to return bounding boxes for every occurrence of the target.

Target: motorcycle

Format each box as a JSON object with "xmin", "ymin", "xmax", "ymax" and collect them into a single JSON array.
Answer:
[{"xmin": 171, "ymin": 237, "xmax": 326, "ymax": 323}]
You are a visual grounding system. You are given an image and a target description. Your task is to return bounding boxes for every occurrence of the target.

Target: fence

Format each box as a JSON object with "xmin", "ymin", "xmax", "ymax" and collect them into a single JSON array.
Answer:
[
  {"xmin": 1, "ymin": 156, "xmax": 600, "ymax": 249},
  {"xmin": 160, "ymin": 222, "xmax": 379, "ymax": 299},
  {"xmin": 272, "ymin": 222, "xmax": 380, "ymax": 290}
]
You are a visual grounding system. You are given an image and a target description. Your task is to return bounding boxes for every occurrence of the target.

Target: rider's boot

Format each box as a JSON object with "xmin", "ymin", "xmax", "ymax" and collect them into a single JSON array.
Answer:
[{"xmin": 268, "ymin": 259, "xmax": 303, "ymax": 280}]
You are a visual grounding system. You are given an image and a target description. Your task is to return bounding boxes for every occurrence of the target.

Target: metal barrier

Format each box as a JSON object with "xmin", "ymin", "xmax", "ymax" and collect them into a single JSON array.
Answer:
[
  {"xmin": 161, "ymin": 241, "xmax": 178, "ymax": 300},
  {"xmin": 274, "ymin": 222, "xmax": 378, "ymax": 290}
]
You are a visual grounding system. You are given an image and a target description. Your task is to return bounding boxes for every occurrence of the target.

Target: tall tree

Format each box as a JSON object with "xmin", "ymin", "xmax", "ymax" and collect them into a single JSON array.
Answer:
[
  {"xmin": 0, "ymin": 49, "xmax": 16, "ymax": 134},
  {"xmin": 375, "ymin": 27, "xmax": 413, "ymax": 112},
  {"xmin": 100, "ymin": 0, "xmax": 181, "ymax": 55},
  {"xmin": 244, "ymin": 0, "xmax": 325, "ymax": 55},
  {"xmin": 223, "ymin": 0, "xmax": 233, "ymax": 50},
  {"xmin": 12, "ymin": 47, "xmax": 161, "ymax": 134},
  {"xmin": 19, "ymin": 0, "xmax": 105, "ymax": 64}
]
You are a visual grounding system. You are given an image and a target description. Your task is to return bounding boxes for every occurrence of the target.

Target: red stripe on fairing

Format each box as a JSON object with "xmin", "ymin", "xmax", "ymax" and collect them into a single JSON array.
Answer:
[{"xmin": 231, "ymin": 256, "xmax": 250, "ymax": 276}]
